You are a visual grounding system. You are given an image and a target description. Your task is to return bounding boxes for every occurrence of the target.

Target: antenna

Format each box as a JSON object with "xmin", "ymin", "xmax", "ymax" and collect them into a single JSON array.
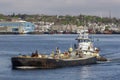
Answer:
[{"xmin": 109, "ymin": 10, "xmax": 111, "ymax": 19}]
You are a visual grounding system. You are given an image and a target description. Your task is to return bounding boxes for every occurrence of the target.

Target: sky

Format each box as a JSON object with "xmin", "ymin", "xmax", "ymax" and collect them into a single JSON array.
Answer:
[{"xmin": 0, "ymin": 0, "xmax": 120, "ymax": 18}]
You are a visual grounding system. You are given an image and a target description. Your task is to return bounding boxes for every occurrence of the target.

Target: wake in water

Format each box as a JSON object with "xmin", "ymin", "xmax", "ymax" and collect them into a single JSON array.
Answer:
[{"xmin": 101, "ymin": 51, "xmax": 120, "ymax": 63}]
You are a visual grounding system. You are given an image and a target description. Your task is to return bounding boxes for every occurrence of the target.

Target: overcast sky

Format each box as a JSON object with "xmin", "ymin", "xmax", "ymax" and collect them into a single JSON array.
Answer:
[{"xmin": 0, "ymin": 0, "xmax": 120, "ymax": 18}]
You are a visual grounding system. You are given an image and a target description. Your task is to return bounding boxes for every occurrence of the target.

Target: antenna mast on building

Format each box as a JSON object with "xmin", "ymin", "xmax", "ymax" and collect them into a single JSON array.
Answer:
[{"xmin": 109, "ymin": 10, "xmax": 111, "ymax": 19}]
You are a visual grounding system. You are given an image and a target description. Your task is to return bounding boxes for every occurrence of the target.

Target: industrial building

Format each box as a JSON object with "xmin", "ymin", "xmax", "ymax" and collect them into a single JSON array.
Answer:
[{"xmin": 0, "ymin": 21, "xmax": 35, "ymax": 34}]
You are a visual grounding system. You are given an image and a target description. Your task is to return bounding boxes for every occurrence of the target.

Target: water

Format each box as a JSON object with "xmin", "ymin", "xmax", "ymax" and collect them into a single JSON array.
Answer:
[{"xmin": 0, "ymin": 34, "xmax": 120, "ymax": 80}]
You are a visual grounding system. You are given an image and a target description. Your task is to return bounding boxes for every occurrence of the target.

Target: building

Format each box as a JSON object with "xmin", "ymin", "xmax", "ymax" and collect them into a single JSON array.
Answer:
[{"xmin": 0, "ymin": 21, "xmax": 35, "ymax": 34}]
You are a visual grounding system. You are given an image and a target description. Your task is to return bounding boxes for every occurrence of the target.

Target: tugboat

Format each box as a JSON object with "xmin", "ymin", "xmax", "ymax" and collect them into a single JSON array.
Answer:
[
  {"xmin": 75, "ymin": 29, "xmax": 107, "ymax": 61},
  {"xmin": 11, "ymin": 30, "xmax": 105, "ymax": 69}
]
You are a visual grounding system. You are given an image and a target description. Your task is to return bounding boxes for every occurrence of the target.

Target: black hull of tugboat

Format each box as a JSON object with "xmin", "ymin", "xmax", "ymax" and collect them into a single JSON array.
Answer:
[
  {"xmin": 11, "ymin": 57, "xmax": 97, "ymax": 69},
  {"xmin": 96, "ymin": 56, "xmax": 107, "ymax": 61}
]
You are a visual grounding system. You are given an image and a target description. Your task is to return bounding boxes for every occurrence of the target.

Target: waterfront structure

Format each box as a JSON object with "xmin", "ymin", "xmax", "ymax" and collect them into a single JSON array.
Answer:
[
  {"xmin": 0, "ymin": 21, "xmax": 35, "ymax": 34},
  {"xmin": 34, "ymin": 21, "xmax": 54, "ymax": 32}
]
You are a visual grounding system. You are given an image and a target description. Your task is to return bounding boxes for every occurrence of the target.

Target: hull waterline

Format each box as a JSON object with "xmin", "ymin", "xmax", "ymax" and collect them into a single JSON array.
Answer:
[{"xmin": 11, "ymin": 56, "xmax": 97, "ymax": 69}]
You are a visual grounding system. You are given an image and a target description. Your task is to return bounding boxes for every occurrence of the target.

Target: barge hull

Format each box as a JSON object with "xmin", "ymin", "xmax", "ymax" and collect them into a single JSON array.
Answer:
[{"xmin": 11, "ymin": 57, "xmax": 97, "ymax": 69}]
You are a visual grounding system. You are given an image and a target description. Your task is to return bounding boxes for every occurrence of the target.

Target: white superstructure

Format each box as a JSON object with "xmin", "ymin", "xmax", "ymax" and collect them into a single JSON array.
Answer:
[{"xmin": 76, "ymin": 30, "xmax": 99, "ymax": 57}]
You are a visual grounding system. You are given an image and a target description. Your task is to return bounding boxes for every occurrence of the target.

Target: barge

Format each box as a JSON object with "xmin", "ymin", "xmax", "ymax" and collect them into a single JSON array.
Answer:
[
  {"xmin": 11, "ymin": 29, "xmax": 107, "ymax": 69},
  {"xmin": 11, "ymin": 55, "xmax": 96, "ymax": 69}
]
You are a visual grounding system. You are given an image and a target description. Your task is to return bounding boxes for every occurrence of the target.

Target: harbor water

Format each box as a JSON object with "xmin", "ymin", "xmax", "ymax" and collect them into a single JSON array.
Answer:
[{"xmin": 0, "ymin": 34, "xmax": 120, "ymax": 80}]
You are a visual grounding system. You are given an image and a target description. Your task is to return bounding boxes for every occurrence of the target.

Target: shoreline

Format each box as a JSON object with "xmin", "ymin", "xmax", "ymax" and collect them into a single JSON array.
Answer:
[{"xmin": 0, "ymin": 32, "xmax": 119, "ymax": 35}]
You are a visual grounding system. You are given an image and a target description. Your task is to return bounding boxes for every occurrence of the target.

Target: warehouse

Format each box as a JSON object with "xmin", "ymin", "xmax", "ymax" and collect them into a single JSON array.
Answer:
[{"xmin": 0, "ymin": 21, "xmax": 35, "ymax": 34}]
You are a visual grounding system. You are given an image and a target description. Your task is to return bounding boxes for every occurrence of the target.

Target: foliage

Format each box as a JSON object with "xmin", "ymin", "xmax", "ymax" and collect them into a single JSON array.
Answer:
[{"xmin": 0, "ymin": 13, "xmax": 120, "ymax": 26}]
